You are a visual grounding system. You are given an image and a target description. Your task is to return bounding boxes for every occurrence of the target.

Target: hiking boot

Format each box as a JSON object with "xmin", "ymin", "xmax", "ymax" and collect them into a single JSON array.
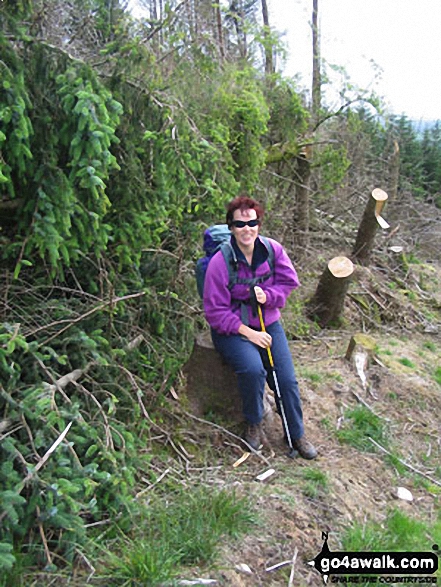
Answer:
[
  {"xmin": 292, "ymin": 435, "xmax": 317, "ymax": 460},
  {"xmin": 243, "ymin": 422, "xmax": 263, "ymax": 451}
]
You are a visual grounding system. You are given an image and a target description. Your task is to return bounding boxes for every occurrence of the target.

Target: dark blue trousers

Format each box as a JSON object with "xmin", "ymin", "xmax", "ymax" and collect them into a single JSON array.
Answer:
[{"xmin": 211, "ymin": 321, "xmax": 304, "ymax": 441}]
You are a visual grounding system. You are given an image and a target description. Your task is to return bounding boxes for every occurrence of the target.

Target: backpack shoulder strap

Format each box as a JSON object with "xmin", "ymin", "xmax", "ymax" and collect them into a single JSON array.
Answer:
[
  {"xmin": 221, "ymin": 237, "xmax": 275, "ymax": 290},
  {"xmin": 260, "ymin": 236, "xmax": 275, "ymax": 273},
  {"xmin": 220, "ymin": 241, "xmax": 238, "ymax": 290}
]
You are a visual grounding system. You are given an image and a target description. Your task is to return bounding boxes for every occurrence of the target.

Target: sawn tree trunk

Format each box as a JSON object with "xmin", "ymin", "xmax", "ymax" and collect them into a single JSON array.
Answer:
[
  {"xmin": 352, "ymin": 188, "xmax": 389, "ymax": 265},
  {"xmin": 308, "ymin": 256, "xmax": 354, "ymax": 327}
]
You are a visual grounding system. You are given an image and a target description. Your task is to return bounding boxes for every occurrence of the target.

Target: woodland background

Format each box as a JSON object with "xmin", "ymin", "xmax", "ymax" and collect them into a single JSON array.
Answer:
[{"xmin": 1, "ymin": 1, "xmax": 441, "ymax": 585}]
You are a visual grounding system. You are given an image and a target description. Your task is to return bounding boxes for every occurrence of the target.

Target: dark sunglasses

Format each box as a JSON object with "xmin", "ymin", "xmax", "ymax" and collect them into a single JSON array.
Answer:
[{"xmin": 231, "ymin": 219, "xmax": 260, "ymax": 228}]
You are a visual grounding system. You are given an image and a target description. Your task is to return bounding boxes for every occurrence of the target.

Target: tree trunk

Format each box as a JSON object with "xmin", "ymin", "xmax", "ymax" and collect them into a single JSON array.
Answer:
[
  {"xmin": 389, "ymin": 141, "xmax": 400, "ymax": 202},
  {"xmin": 182, "ymin": 330, "xmax": 274, "ymax": 424},
  {"xmin": 388, "ymin": 141, "xmax": 400, "ymax": 223},
  {"xmin": 294, "ymin": 147, "xmax": 312, "ymax": 252},
  {"xmin": 345, "ymin": 333, "xmax": 376, "ymax": 391},
  {"xmin": 352, "ymin": 188, "xmax": 389, "ymax": 265},
  {"xmin": 308, "ymin": 256, "xmax": 354, "ymax": 327},
  {"xmin": 261, "ymin": 0, "xmax": 273, "ymax": 75},
  {"xmin": 215, "ymin": 2, "xmax": 225, "ymax": 61},
  {"xmin": 230, "ymin": 0, "xmax": 247, "ymax": 60},
  {"xmin": 311, "ymin": 0, "xmax": 321, "ymax": 127}
]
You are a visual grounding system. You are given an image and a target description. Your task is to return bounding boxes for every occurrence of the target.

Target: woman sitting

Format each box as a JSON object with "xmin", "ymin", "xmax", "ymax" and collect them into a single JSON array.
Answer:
[{"xmin": 203, "ymin": 195, "xmax": 317, "ymax": 459}]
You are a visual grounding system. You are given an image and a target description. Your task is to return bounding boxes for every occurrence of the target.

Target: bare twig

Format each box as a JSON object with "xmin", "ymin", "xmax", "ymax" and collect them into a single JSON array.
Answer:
[
  {"xmin": 126, "ymin": 334, "xmax": 145, "ymax": 351},
  {"xmin": 288, "ymin": 547, "xmax": 299, "ymax": 587},
  {"xmin": 368, "ymin": 437, "xmax": 441, "ymax": 488},
  {"xmin": 77, "ymin": 383, "xmax": 114, "ymax": 450},
  {"xmin": 0, "ymin": 422, "xmax": 74, "ymax": 525},
  {"xmin": 75, "ymin": 549, "xmax": 96, "ymax": 583},
  {"xmin": 0, "ymin": 423, "xmax": 23, "ymax": 441},
  {"xmin": 36, "ymin": 505, "xmax": 53, "ymax": 568},
  {"xmin": 119, "ymin": 365, "xmax": 191, "ymax": 464},
  {"xmin": 135, "ymin": 468, "xmax": 170, "ymax": 499},
  {"xmin": 46, "ymin": 364, "xmax": 92, "ymax": 394},
  {"xmin": 350, "ymin": 389, "xmax": 390, "ymax": 421},
  {"xmin": 16, "ymin": 422, "xmax": 73, "ymax": 492},
  {"xmin": 181, "ymin": 410, "xmax": 272, "ymax": 467},
  {"xmin": 141, "ymin": 248, "xmax": 181, "ymax": 259},
  {"xmin": 265, "ymin": 560, "xmax": 292, "ymax": 572},
  {"xmin": 26, "ymin": 291, "xmax": 146, "ymax": 343}
]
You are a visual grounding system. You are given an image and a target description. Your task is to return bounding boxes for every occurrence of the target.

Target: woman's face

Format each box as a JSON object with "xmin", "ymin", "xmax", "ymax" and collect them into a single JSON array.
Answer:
[{"xmin": 231, "ymin": 207, "xmax": 260, "ymax": 251}]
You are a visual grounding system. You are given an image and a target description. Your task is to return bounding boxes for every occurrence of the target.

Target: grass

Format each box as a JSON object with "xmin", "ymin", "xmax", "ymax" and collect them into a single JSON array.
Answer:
[
  {"xmin": 342, "ymin": 508, "xmax": 441, "ymax": 557},
  {"xmin": 104, "ymin": 485, "xmax": 256, "ymax": 585},
  {"xmin": 434, "ymin": 366, "xmax": 441, "ymax": 386},
  {"xmin": 336, "ymin": 406, "xmax": 388, "ymax": 452},
  {"xmin": 398, "ymin": 357, "xmax": 416, "ymax": 368},
  {"xmin": 301, "ymin": 467, "xmax": 329, "ymax": 498},
  {"xmin": 298, "ymin": 367, "xmax": 323, "ymax": 384},
  {"xmin": 340, "ymin": 509, "xmax": 441, "ymax": 584}
]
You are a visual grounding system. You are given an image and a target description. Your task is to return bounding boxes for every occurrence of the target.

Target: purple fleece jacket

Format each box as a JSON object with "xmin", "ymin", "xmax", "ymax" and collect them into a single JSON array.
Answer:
[{"xmin": 203, "ymin": 236, "xmax": 300, "ymax": 335}]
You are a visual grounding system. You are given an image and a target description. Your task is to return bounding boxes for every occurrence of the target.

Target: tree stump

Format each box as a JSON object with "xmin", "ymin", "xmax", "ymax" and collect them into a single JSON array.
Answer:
[
  {"xmin": 308, "ymin": 256, "xmax": 354, "ymax": 327},
  {"xmin": 182, "ymin": 330, "xmax": 274, "ymax": 424},
  {"xmin": 345, "ymin": 333, "xmax": 377, "ymax": 390},
  {"xmin": 352, "ymin": 188, "xmax": 389, "ymax": 265}
]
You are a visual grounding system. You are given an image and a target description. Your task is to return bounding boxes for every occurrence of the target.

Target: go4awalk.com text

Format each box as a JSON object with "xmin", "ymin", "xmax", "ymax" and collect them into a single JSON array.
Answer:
[{"xmin": 308, "ymin": 533, "xmax": 439, "ymax": 584}]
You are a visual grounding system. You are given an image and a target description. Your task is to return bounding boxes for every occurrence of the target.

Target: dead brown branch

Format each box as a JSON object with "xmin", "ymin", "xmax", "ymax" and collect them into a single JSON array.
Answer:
[{"xmin": 24, "ymin": 291, "xmax": 146, "ymax": 344}]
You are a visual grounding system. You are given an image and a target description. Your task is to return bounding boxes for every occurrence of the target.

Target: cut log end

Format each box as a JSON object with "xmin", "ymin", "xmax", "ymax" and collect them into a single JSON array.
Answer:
[
  {"xmin": 345, "ymin": 333, "xmax": 376, "ymax": 361},
  {"xmin": 328, "ymin": 256, "xmax": 354, "ymax": 278},
  {"xmin": 372, "ymin": 188, "xmax": 388, "ymax": 202}
]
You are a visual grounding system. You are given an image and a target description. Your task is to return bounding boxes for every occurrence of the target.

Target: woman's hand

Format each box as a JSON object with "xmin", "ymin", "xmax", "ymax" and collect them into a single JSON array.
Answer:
[
  {"xmin": 254, "ymin": 286, "xmax": 267, "ymax": 305},
  {"xmin": 238, "ymin": 324, "xmax": 272, "ymax": 349},
  {"xmin": 249, "ymin": 330, "xmax": 272, "ymax": 349}
]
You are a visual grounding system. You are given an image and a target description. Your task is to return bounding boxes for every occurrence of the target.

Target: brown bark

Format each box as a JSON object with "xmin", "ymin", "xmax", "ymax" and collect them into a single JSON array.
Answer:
[
  {"xmin": 389, "ymin": 141, "xmax": 400, "ymax": 203},
  {"xmin": 182, "ymin": 330, "xmax": 273, "ymax": 424},
  {"xmin": 261, "ymin": 0, "xmax": 273, "ymax": 75},
  {"xmin": 345, "ymin": 333, "xmax": 376, "ymax": 391},
  {"xmin": 311, "ymin": 0, "xmax": 321, "ymax": 126},
  {"xmin": 308, "ymin": 256, "xmax": 354, "ymax": 327},
  {"xmin": 215, "ymin": 2, "xmax": 225, "ymax": 61},
  {"xmin": 294, "ymin": 147, "xmax": 312, "ymax": 252},
  {"xmin": 345, "ymin": 333, "xmax": 376, "ymax": 362},
  {"xmin": 352, "ymin": 188, "xmax": 389, "ymax": 265},
  {"xmin": 388, "ymin": 141, "xmax": 400, "ymax": 223}
]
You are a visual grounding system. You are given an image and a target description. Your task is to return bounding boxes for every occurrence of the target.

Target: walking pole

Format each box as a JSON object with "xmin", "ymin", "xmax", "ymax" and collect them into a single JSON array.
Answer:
[{"xmin": 257, "ymin": 304, "xmax": 297, "ymax": 459}]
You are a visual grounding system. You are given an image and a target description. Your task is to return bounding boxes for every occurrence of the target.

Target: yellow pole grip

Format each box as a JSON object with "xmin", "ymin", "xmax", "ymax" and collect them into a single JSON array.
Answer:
[{"xmin": 257, "ymin": 304, "xmax": 274, "ymax": 368}]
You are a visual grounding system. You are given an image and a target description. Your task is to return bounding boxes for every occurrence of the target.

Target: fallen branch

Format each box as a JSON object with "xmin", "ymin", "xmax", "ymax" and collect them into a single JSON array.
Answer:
[
  {"xmin": 17, "ymin": 422, "xmax": 73, "ymax": 492},
  {"xmin": 177, "ymin": 580, "xmax": 217, "ymax": 586},
  {"xmin": 0, "ymin": 422, "xmax": 74, "ymax": 524},
  {"xmin": 126, "ymin": 334, "xmax": 145, "ymax": 351},
  {"xmin": 368, "ymin": 437, "xmax": 441, "ymax": 488},
  {"xmin": 265, "ymin": 560, "xmax": 292, "ymax": 572},
  {"xmin": 45, "ymin": 364, "xmax": 92, "ymax": 393},
  {"xmin": 351, "ymin": 389, "xmax": 390, "ymax": 421},
  {"xmin": 288, "ymin": 547, "xmax": 299, "ymax": 587},
  {"xmin": 181, "ymin": 410, "xmax": 272, "ymax": 467},
  {"xmin": 135, "ymin": 468, "xmax": 170, "ymax": 499},
  {"xmin": 36, "ymin": 505, "xmax": 53, "ymax": 568},
  {"xmin": 119, "ymin": 365, "xmax": 191, "ymax": 464},
  {"xmin": 26, "ymin": 291, "xmax": 146, "ymax": 344}
]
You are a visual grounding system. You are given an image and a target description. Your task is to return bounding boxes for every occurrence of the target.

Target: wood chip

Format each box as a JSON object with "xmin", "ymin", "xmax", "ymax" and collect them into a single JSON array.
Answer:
[
  {"xmin": 265, "ymin": 560, "xmax": 292, "ymax": 572},
  {"xmin": 169, "ymin": 386, "xmax": 179, "ymax": 400},
  {"xmin": 233, "ymin": 452, "xmax": 250, "ymax": 468},
  {"xmin": 396, "ymin": 486, "xmax": 414, "ymax": 502},
  {"xmin": 235, "ymin": 563, "xmax": 253, "ymax": 575},
  {"xmin": 178, "ymin": 580, "xmax": 217, "ymax": 586},
  {"xmin": 256, "ymin": 468, "xmax": 275, "ymax": 482}
]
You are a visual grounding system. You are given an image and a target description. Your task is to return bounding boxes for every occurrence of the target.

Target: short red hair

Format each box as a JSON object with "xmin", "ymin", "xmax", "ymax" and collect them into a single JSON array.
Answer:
[{"xmin": 226, "ymin": 195, "xmax": 264, "ymax": 227}]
